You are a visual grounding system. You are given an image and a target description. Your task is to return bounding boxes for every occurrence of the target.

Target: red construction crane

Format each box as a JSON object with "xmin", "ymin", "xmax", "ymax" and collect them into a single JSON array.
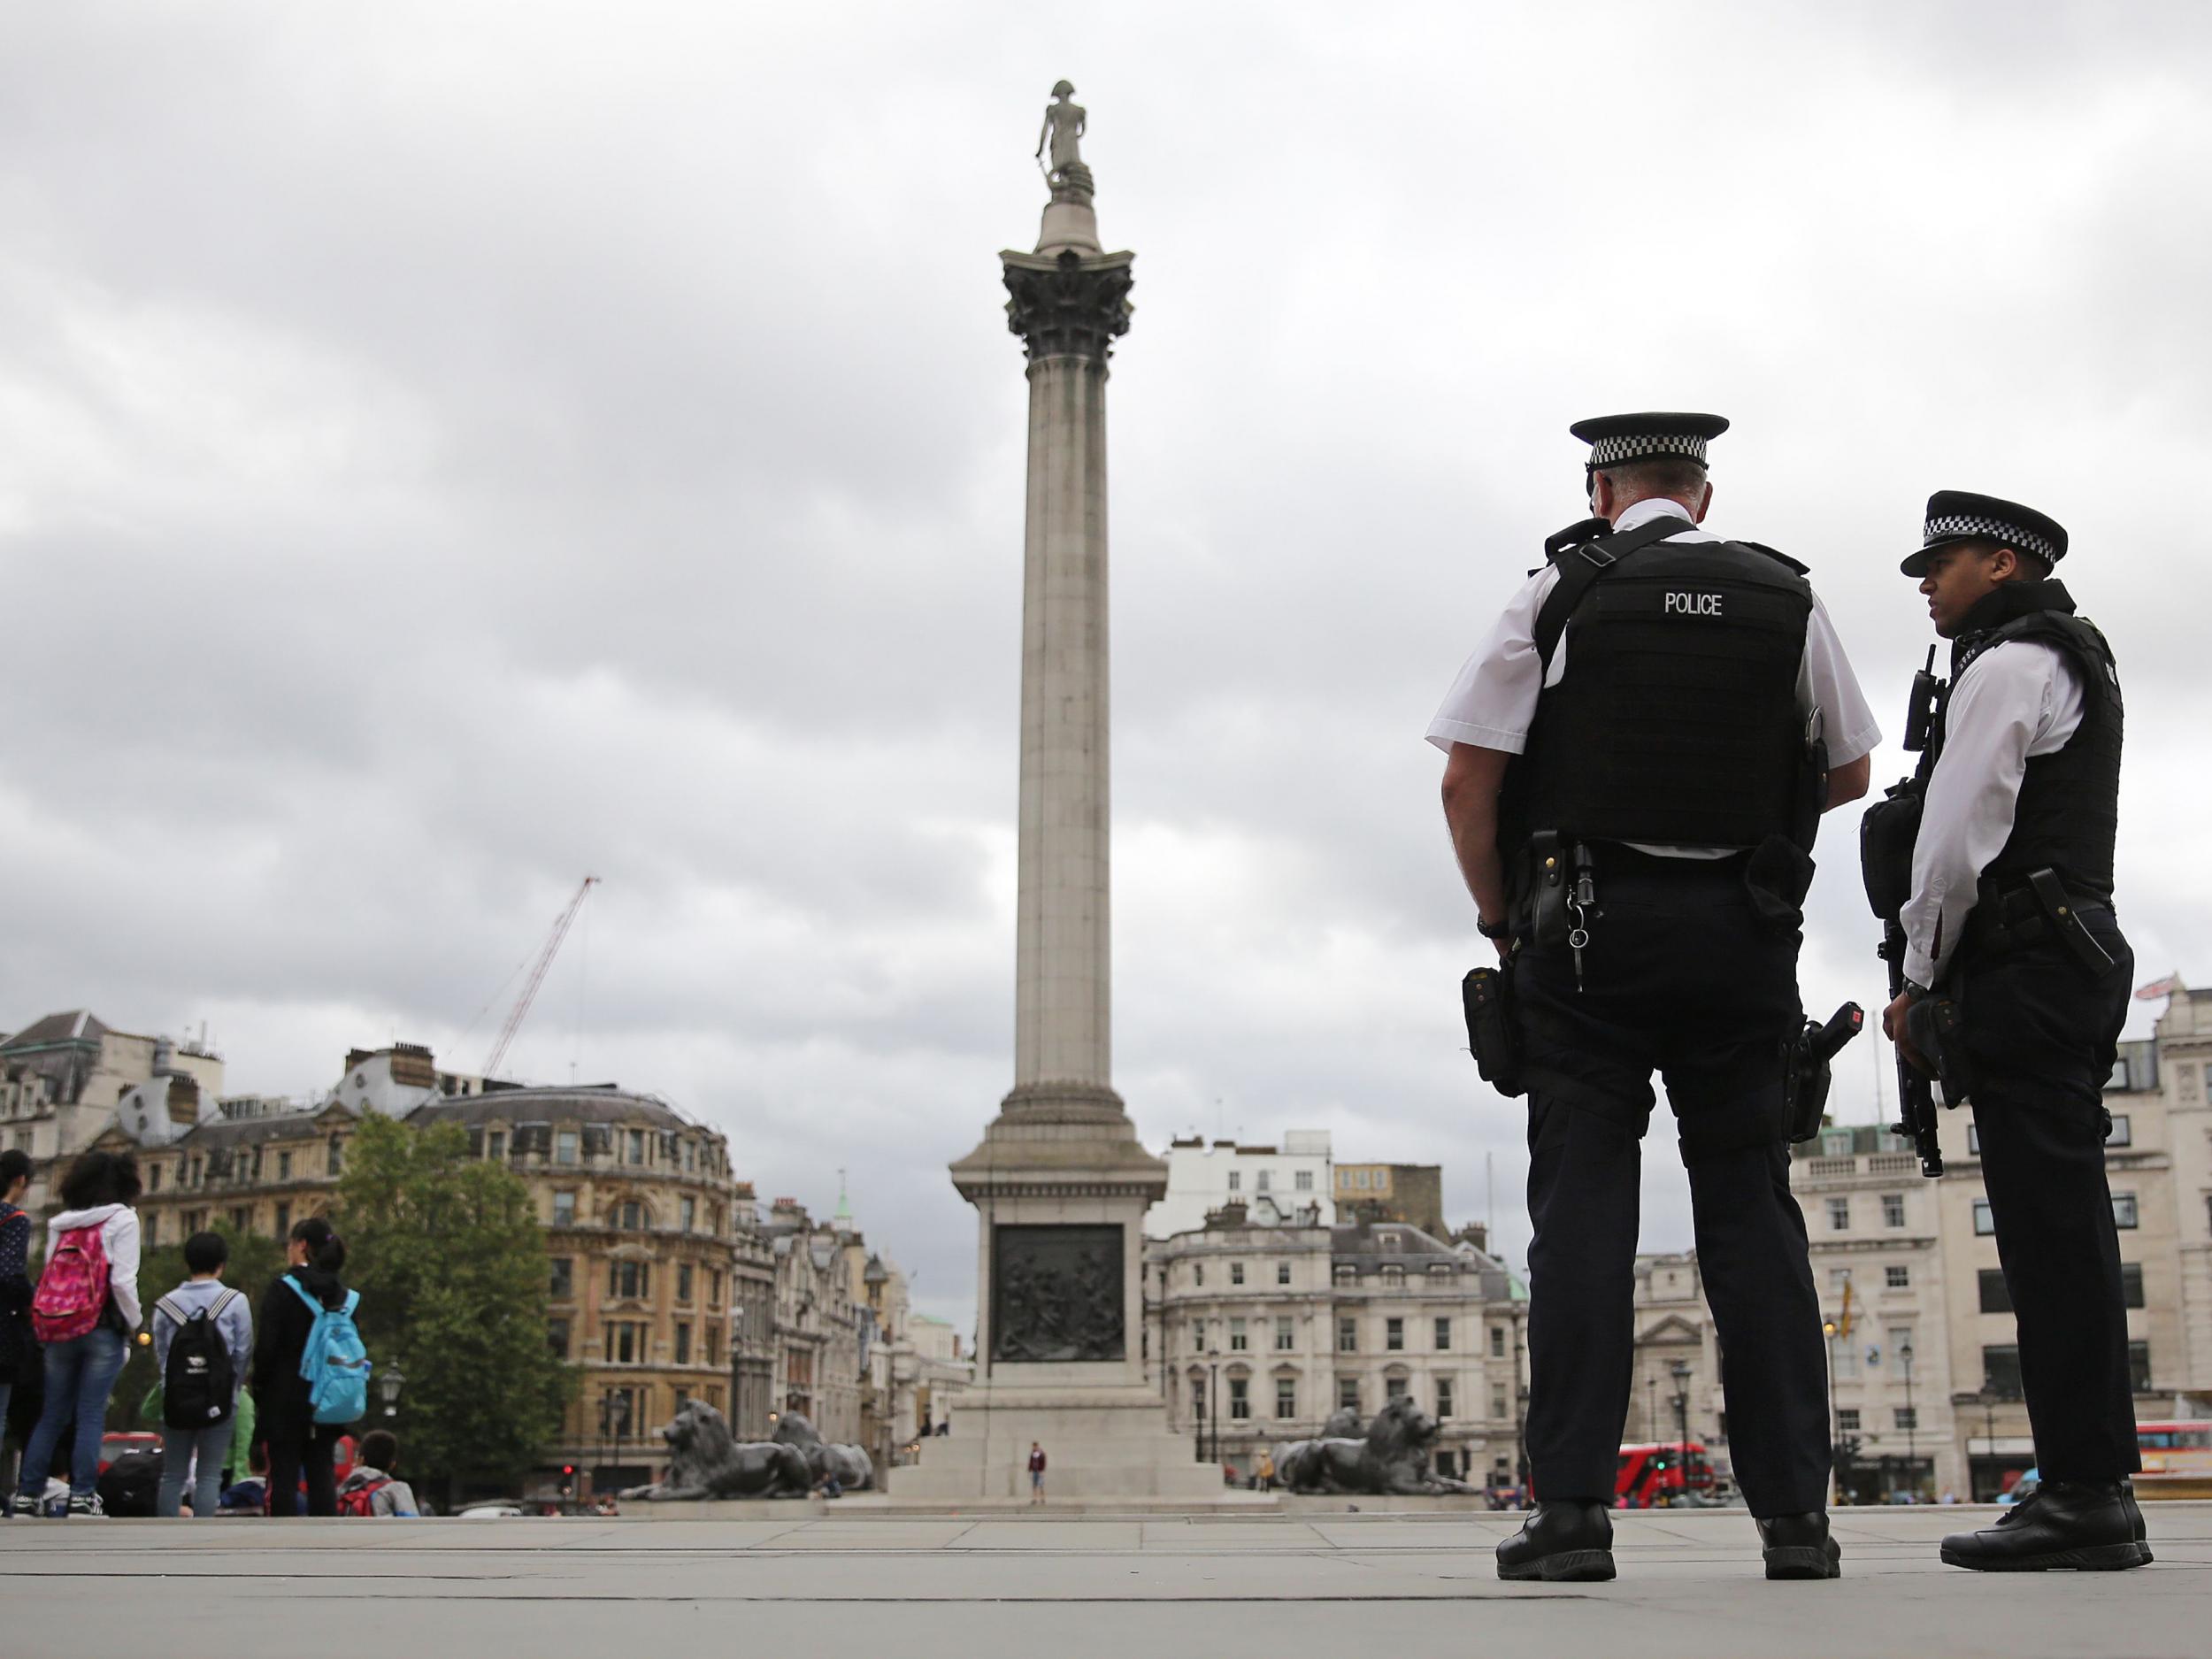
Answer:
[{"xmin": 482, "ymin": 876, "xmax": 599, "ymax": 1080}]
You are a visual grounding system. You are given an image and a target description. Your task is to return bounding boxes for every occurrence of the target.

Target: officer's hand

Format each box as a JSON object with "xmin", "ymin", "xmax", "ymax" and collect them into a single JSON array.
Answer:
[
  {"xmin": 1882, "ymin": 991, "xmax": 1932, "ymax": 1074},
  {"xmin": 1492, "ymin": 933, "xmax": 1510, "ymax": 962}
]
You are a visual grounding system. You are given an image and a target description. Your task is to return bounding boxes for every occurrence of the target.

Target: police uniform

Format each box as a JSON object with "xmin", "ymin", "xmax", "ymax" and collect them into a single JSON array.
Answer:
[
  {"xmin": 1877, "ymin": 493, "xmax": 2147, "ymax": 1571},
  {"xmin": 1432, "ymin": 413, "xmax": 1878, "ymax": 1577}
]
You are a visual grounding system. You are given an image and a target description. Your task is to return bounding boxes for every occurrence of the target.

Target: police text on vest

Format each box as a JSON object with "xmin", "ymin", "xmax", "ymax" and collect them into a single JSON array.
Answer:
[{"xmin": 1665, "ymin": 592, "xmax": 1724, "ymax": 617}]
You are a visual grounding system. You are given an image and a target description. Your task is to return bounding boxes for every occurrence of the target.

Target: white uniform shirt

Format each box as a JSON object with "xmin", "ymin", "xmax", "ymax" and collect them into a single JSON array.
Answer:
[
  {"xmin": 1427, "ymin": 498, "xmax": 1882, "ymax": 855},
  {"xmin": 1900, "ymin": 640, "xmax": 2085, "ymax": 987}
]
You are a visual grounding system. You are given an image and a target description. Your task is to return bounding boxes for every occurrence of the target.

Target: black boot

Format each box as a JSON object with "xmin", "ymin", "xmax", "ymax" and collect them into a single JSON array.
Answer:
[
  {"xmin": 2121, "ymin": 1480, "xmax": 2151, "ymax": 1555},
  {"xmin": 1940, "ymin": 1479, "xmax": 2153, "ymax": 1571},
  {"xmin": 1497, "ymin": 1501, "xmax": 1615, "ymax": 1582},
  {"xmin": 1756, "ymin": 1511, "xmax": 1841, "ymax": 1580}
]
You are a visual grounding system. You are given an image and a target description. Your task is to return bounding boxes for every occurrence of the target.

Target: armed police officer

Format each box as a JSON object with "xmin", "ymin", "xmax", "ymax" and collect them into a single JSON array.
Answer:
[
  {"xmin": 1432, "ymin": 413, "xmax": 1878, "ymax": 1583},
  {"xmin": 1866, "ymin": 493, "xmax": 2147, "ymax": 1571}
]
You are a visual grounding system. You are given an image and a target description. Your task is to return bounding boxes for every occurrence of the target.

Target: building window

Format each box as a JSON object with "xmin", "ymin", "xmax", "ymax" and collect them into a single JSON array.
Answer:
[
  {"xmin": 1984, "ymin": 1345, "xmax": 2023, "ymax": 1397},
  {"xmin": 548, "ymin": 1318, "xmax": 569, "ymax": 1359},
  {"xmin": 1385, "ymin": 1376, "xmax": 1409, "ymax": 1401},
  {"xmin": 1275, "ymin": 1316, "xmax": 1294, "ymax": 1351},
  {"xmin": 2129, "ymin": 1341, "xmax": 2152, "ymax": 1392},
  {"xmin": 1226, "ymin": 1171, "xmax": 1240, "ymax": 1193},
  {"xmin": 326, "ymin": 1135, "xmax": 344, "ymax": 1176},
  {"xmin": 1972, "ymin": 1200, "xmax": 1995, "ymax": 1236},
  {"xmin": 1190, "ymin": 1320, "xmax": 1205, "ymax": 1353},
  {"xmin": 1338, "ymin": 1376, "xmax": 1360, "ymax": 1412},
  {"xmin": 1434, "ymin": 1317, "xmax": 1451, "ymax": 1351},
  {"xmin": 680, "ymin": 1196, "xmax": 696, "ymax": 1233},
  {"xmin": 1256, "ymin": 1171, "xmax": 1271, "ymax": 1193},
  {"xmin": 710, "ymin": 1269, "xmax": 723, "ymax": 1306},
  {"xmin": 1338, "ymin": 1317, "xmax": 1357, "ymax": 1353},
  {"xmin": 230, "ymin": 1206, "xmax": 250, "ymax": 1234},
  {"xmin": 1829, "ymin": 1267, "xmax": 1853, "ymax": 1294},
  {"xmin": 610, "ymin": 1261, "xmax": 649, "ymax": 1300},
  {"xmin": 1490, "ymin": 1326, "xmax": 1505, "ymax": 1358},
  {"xmin": 276, "ymin": 1149, "xmax": 293, "ymax": 1181},
  {"xmin": 1277, "ymin": 1262, "xmax": 1292, "ymax": 1286},
  {"xmin": 619, "ymin": 1201, "xmax": 643, "ymax": 1231},
  {"xmin": 1978, "ymin": 1270, "xmax": 2010, "ymax": 1314},
  {"xmin": 2105, "ymin": 1114, "xmax": 2131, "ymax": 1148},
  {"xmin": 148, "ymin": 1164, "xmax": 162, "ymax": 1193},
  {"xmin": 2113, "ymin": 1193, "xmax": 2139, "ymax": 1229},
  {"xmin": 1837, "ymin": 1408, "xmax": 1861, "ymax": 1433},
  {"xmin": 1379, "ymin": 1264, "xmax": 1404, "ymax": 1286},
  {"xmin": 1194, "ymin": 1264, "xmax": 1204, "ymax": 1287},
  {"xmin": 488, "ymin": 1130, "xmax": 505, "ymax": 1160},
  {"xmin": 1295, "ymin": 1170, "xmax": 1313, "ymax": 1192},
  {"xmin": 1882, "ymin": 1194, "xmax": 1907, "ymax": 1228},
  {"xmin": 550, "ymin": 1257, "xmax": 572, "ymax": 1301},
  {"xmin": 1894, "ymin": 1407, "xmax": 1916, "ymax": 1432},
  {"xmin": 678, "ymin": 1263, "xmax": 695, "ymax": 1303},
  {"xmin": 1386, "ymin": 1317, "xmax": 1404, "ymax": 1352},
  {"xmin": 1827, "ymin": 1198, "xmax": 1850, "ymax": 1231},
  {"xmin": 555, "ymin": 1130, "xmax": 579, "ymax": 1166},
  {"xmin": 615, "ymin": 1323, "xmax": 640, "ymax": 1363},
  {"xmin": 1886, "ymin": 1265, "xmax": 1910, "ymax": 1290},
  {"xmin": 1276, "ymin": 1378, "xmax": 1296, "ymax": 1419},
  {"xmin": 1334, "ymin": 1264, "xmax": 1357, "ymax": 1286},
  {"xmin": 1355, "ymin": 1170, "xmax": 1371, "ymax": 1189},
  {"xmin": 1229, "ymin": 1378, "xmax": 1250, "ymax": 1420},
  {"xmin": 143, "ymin": 1212, "xmax": 157, "ymax": 1247},
  {"xmin": 1492, "ymin": 1389, "xmax": 1507, "ymax": 1419},
  {"xmin": 1436, "ymin": 1377, "xmax": 1454, "ymax": 1421},
  {"xmin": 675, "ymin": 1324, "xmax": 692, "ymax": 1365},
  {"xmin": 552, "ymin": 1191, "xmax": 575, "ymax": 1227},
  {"xmin": 1229, "ymin": 1317, "xmax": 1248, "ymax": 1352},
  {"xmin": 1968, "ymin": 1124, "xmax": 1981, "ymax": 1155},
  {"xmin": 1230, "ymin": 1261, "xmax": 1245, "ymax": 1286},
  {"xmin": 629, "ymin": 1128, "xmax": 645, "ymax": 1164},
  {"xmin": 705, "ymin": 1323, "xmax": 720, "ymax": 1358},
  {"xmin": 2122, "ymin": 1263, "xmax": 2145, "ymax": 1308}
]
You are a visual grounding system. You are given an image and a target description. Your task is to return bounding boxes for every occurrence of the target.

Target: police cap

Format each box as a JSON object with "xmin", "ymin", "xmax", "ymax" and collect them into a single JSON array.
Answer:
[
  {"xmin": 1569, "ymin": 411, "xmax": 1729, "ymax": 473},
  {"xmin": 1901, "ymin": 489, "xmax": 2068, "ymax": 577}
]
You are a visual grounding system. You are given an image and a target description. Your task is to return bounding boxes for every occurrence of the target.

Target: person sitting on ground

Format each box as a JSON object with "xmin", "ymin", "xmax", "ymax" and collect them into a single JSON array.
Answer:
[
  {"xmin": 337, "ymin": 1429, "xmax": 420, "ymax": 1517},
  {"xmin": 152, "ymin": 1231, "xmax": 254, "ymax": 1520},
  {"xmin": 217, "ymin": 1444, "xmax": 269, "ymax": 1516}
]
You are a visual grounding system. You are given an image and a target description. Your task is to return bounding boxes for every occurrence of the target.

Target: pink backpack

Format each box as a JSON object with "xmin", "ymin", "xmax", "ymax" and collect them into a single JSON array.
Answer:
[{"xmin": 32, "ymin": 1223, "xmax": 112, "ymax": 1343}]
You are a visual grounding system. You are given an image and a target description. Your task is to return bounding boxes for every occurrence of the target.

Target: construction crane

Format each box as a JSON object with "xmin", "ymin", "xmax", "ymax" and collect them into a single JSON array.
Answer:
[{"xmin": 482, "ymin": 876, "xmax": 599, "ymax": 1080}]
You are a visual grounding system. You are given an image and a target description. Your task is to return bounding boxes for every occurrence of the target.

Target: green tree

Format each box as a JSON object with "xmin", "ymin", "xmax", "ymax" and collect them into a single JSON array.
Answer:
[
  {"xmin": 108, "ymin": 1222, "xmax": 288, "ymax": 1432},
  {"xmin": 335, "ymin": 1113, "xmax": 573, "ymax": 1501}
]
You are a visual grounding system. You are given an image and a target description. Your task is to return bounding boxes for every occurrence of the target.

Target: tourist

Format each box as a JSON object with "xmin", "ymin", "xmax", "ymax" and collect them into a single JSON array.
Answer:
[
  {"xmin": 0, "ymin": 1148, "xmax": 33, "ymax": 1502},
  {"xmin": 251, "ymin": 1216, "xmax": 350, "ymax": 1517},
  {"xmin": 151, "ymin": 1231, "xmax": 253, "ymax": 1519},
  {"xmin": 10, "ymin": 1150, "xmax": 143, "ymax": 1518},
  {"xmin": 1257, "ymin": 1450, "xmax": 1276, "ymax": 1493},
  {"xmin": 337, "ymin": 1429, "xmax": 421, "ymax": 1517},
  {"xmin": 1028, "ymin": 1440, "xmax": 1047, "ymax": 1504}
]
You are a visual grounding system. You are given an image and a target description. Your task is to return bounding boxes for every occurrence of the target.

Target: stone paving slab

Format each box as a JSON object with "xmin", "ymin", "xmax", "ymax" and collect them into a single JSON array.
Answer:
[{"xmin": 2, "ymin": 1504, "xmax": 2207, "ymax": 1658}]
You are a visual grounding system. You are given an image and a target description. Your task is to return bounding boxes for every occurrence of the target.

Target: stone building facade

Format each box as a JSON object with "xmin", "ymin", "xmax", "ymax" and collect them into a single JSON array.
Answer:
[
  {"xmin": 759, "ymin": 1198, "xmax": 864, "ymax": 1447},
  {"xmin": 1146, "ymin": 1210, "xmax": 1525, "ymax": 1486},
  {"xmin": 1333, "ymin": 1163, "xmax": 1447, "ymax": 1237},
  {"xmin": 2, "ymin": 1010, "xmax": 226, "ymax": 1208},
  {"xmin": 1148, "ymin": 1132, "xmax": 1336, "ymax": 1240}
]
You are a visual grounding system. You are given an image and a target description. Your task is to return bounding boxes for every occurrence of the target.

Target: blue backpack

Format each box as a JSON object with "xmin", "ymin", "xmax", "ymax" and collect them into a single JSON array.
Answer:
[{"xmin": 287, "ymin": 1276, "xmax": 371, "ymax": 1426}]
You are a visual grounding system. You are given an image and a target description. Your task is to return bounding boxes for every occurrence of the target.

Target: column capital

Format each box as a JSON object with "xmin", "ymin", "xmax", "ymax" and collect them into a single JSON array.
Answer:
[{"xmin": 1001, "ymin": 248, "xmax": 1134, "ymax": 364}]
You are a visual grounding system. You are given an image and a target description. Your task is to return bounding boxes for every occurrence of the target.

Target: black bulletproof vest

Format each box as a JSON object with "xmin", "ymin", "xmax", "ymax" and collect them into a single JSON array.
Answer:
[
  {"xmin": 1941, "ymin": 583, "xmax": 2123, "ymax": 901},
  {"xmin": 1516, "ymin": 535, "xmax": 1814, "ymax": 849}
]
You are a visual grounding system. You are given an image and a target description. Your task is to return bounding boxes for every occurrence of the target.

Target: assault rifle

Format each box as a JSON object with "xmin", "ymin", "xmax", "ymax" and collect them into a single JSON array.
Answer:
[{"xmin": 1861, "ymin": 646, "xmax": 1950, "ymax": 1179}]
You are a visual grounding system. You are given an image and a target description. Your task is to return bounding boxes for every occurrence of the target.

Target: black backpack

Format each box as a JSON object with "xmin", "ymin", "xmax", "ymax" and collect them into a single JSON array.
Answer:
[{"xmin": 157, "ymin": 1288, "xmax": 242, "ymax": 1429}]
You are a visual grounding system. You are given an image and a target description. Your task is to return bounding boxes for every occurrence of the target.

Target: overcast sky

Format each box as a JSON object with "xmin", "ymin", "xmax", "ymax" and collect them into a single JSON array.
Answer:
[{"xmin": 5, "ymin": 2, "xmax": 2209, "ymax": 1334}]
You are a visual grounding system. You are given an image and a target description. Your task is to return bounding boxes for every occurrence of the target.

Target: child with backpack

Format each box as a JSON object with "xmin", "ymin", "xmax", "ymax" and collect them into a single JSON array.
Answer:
[
  {"xmin": 337, "ymin": 1428, "xmax": 420, "ymax": 1517},
  {"xmin": 250, "ymin": 1216, "xmax": 365, "ymax": 1517},
  {"xmin": 152, "ymin": 1231, "xmax": 254, "ymax": 1518},
  {"xmin": 10, "ymin": 1150, "xmax": 142, "ymax": 1518}
]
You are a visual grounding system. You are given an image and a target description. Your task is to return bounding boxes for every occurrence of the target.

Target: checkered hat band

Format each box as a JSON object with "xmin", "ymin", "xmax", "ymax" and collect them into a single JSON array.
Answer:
[
  {"xmin": 1923, "ymin": 512, "xmax": 2057, "ymax": 562},
  {"xmin": 1586, "ymin": 432, "xmax": 1709, "ymax": 469}
]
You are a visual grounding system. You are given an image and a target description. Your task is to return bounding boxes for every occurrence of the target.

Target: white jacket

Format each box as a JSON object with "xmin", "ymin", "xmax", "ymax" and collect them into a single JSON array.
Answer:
[{"xmin": 46, "ymin": 1203, "xmax": 142, "ymax": 1332}]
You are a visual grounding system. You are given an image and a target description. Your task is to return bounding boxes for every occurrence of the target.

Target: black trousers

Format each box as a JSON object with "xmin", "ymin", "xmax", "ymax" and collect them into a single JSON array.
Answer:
[
  {"xmin": 1956, "ymin": 904, "xmax": 2139, "ymax": 1482},
  {"xmin": 263, "ymin": 1424, "xmax": 342, "ymax": 1517},
  {"xmin": 1512, "ymin": 848, "xmax": 1831, "ymax": 1517}
]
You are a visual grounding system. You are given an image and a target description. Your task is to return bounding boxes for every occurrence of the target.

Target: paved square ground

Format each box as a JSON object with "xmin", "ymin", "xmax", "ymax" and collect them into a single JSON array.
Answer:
[{"xmin": 3, "ymin": 1502, "xmax": 2206, "ymax": 1658}]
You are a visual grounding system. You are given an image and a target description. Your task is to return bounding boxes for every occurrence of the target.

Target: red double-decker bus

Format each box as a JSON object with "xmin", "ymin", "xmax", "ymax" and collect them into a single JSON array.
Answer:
[{"xmin": 1615, "ymin": 1441, "xmax": 1717, "ymax": 1507}]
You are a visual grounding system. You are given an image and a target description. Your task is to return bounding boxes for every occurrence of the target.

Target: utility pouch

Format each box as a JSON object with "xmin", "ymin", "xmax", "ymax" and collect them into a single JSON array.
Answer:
[
  {"xmin": 1525, "ymin": 831, "xmax": 1571, "ymax": 950},
  {"xmin": 1904, "ymin": 996, "xmax": 1973, "ymax": 1106},
  {"xmin": 1462, "ymin": 963, "xmax": 1525, "ymax": 1098},
  {"xmin": 1859, "ymin": 780, "xmax": 1923, "ymax": 921}
]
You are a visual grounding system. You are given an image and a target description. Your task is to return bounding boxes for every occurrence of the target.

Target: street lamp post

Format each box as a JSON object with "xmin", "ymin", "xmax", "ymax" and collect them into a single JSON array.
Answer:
[
  {"xmin": 1978, "ymin": 1387, "xmax": 1998, "ymax": 1502},
  {"xmin": 1900, "ymin": 1341, "xmax": 1916, "ymax": 1498},
  {"xmin": 1669, "ymin": 1357, "xmax": 1692, "ymax": 1506},
  {"xmin": 1822, "ymin": 1318, "xmax": 1843, "ymax": 1505},
  {"xmin": 377, "ymin": 1362, "xmax": 405, "ymax": 1420},
  {"xmin": 1207, "ymin": 1348, "xmax": 1221, "ymax": 1470}
]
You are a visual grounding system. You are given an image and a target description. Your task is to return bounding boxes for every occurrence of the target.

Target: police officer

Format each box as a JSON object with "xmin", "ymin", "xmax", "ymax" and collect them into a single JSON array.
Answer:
[
  {"xmin": 1871, "ymin": 492, "xmax": 2147, "ymax": 1571},
  {"xmin": 1432, "ymin": 413, "xmax": 1879, "ymax": 1582}
]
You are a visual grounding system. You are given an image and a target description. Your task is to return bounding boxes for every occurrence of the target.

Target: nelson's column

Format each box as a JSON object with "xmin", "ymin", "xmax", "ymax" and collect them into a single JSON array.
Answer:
[{"xmin": 900, "ymin": 84, "xmax": 1216, "ymax": 1502}]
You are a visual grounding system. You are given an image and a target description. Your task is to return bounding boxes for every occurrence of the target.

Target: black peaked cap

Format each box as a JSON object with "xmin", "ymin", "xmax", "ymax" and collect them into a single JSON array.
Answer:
[
  {"xmin": 1570, "ymin": 411, "xmax": 1729, "ymax": 472},
  {"xmin": 1902, "ymin": 489, "xmax": 2069, "ymax": 576}
]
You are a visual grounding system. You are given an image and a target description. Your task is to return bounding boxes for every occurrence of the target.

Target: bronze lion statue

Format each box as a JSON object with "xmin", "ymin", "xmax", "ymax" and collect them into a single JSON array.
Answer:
[
  {"xmin": 1275, "ymin": 1396, "xmax": 1476, "ymax": 1495},
  {"xmin": 772, "ymin": 1410, "xmax": 875, "ymax": 1491},
  {"xmin": 618, "ymin": 1400, "xmax": 814, "ymax": 1501}
]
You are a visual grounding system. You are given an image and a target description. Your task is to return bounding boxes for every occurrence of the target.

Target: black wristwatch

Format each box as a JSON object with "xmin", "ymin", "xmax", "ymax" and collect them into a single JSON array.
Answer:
[
  {"xmin": 1477, "ymin": 916, "xmax": 1512, "ymax": 941},
  {"xmin": 1901, "ymin": 978, "xmax": 1931, "ymax": 1002}
]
